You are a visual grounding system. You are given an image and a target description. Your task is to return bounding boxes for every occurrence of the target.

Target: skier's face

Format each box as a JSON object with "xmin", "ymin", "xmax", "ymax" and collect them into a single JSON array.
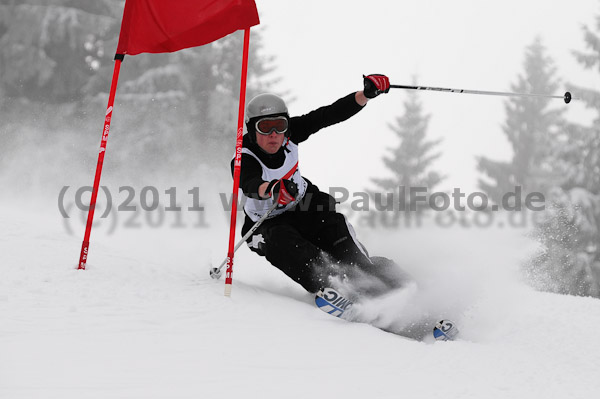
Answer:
[{"xmin": 256, "ymin": 130, "xmax": 285, "ymax": 154}]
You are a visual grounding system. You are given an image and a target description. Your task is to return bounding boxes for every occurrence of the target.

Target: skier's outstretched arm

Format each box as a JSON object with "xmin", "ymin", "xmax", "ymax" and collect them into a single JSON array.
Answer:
[
  {"xmin": 355, "ymin": 90, "xmax": 369, "ymax": 106},
  {"xmin": 290, "ymin": 74, "xmax": 390, "ymax": 143}
]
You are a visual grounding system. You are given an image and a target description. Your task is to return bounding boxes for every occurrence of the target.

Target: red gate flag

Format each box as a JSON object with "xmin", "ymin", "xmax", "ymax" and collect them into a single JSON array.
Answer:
[
  {"xmin": 116, "ymin": 0, "xmax": 260, "ymax": 55},
  {"xmin": 79, "ymin": 0, "xmax": 260, "ymax": 272}
]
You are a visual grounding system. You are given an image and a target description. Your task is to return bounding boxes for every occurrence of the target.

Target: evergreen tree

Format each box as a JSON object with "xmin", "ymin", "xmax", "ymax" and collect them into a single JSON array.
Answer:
[
  {"xmin": 477, "ymin": 37, "xmax": 564, "ymax": 205},
  {"xmin": 366, "ymin": 88, "xmax": 443, "ymax": 226},
  {"xmin": 526, "ymin": 187, "xmax": 600, "ymax": 297},
  {"xmin": 0, "ymin": 1, "xmax": 278, "ymax": 187},
  {"xmin": 525, "ymin": 13, "xmax": 600, "ymax": 298},
  {"xmin": 0, "ymin": 0, "xmax": 121, "ymax": 103}
]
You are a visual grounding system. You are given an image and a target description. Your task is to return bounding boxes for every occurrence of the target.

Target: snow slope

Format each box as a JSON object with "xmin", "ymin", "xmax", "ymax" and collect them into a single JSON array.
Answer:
[{"xmin": 1, "ymin": 206, "xmax": 600, "ymax": 399}]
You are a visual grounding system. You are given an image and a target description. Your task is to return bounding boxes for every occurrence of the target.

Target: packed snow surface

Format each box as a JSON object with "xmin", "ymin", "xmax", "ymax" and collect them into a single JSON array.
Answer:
[{"xmin": 1, "ymin": 207, "xmax": 599, "ymax": 399}]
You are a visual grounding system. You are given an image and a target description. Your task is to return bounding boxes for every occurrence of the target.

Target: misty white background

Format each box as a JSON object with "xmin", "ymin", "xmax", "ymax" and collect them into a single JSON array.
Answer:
[
  {"xmin": 2, "ymin": 2, "xmax": 600, "ymax": 398},
  {"xmin": 254, "ymin": 0, "xmax": 598, "ymax": 194}
]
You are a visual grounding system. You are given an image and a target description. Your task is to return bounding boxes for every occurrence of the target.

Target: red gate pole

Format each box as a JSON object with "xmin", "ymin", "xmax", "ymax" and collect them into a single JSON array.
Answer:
[
  {"xmin": 78, "ymin": 54, "xmax": 124, "ymax": 270},
  {"xmin": 224, "ymin": 28, "xmax": 251, "ymax": 296}
]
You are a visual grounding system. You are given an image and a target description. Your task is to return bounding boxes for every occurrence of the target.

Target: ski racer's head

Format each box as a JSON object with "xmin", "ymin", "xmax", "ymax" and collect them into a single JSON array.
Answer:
[{"xmin": 245, "ymin": 93, "xmax": 290, "ymax": 154}]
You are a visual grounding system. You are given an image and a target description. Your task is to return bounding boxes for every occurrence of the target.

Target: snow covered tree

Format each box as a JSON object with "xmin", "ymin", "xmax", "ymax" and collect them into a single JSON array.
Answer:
[
  {"xmin": 366, "ymin": 88, "xmax": 443, "ymax": 227},
  {"xmin": 526, "ymin": 188, "xmax": 600, "ymax": 297},
  {"xmin": 477, "ymin": 37, "xmax": 564, "ymax": 206},
  {"xmin": 0, "ymin": 0, "xmax": 121, "ymax": 103},
  {"xmin": 524, "ymin": 18, "xmax": 600, "ymax": 298},
  {"xmin": 0, "ymin": 1, "xmax": 278, "ymax": 186},
  {"xmin": 0, "ymin": 0, "xmax": 123, "ymax": 194}
]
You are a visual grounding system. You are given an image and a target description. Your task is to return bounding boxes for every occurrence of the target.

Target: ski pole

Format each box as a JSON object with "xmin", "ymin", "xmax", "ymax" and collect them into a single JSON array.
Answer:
[
  {"xmin": 389, "ymin": 84, "xmax": 575, "ymax": 104},
  {"xmin": 210, "ymin": 201, "xmax": 279, "ymax": 279}
]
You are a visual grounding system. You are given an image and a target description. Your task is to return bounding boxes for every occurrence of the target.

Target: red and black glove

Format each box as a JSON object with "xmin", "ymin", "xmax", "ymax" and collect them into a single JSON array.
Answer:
[
  {"xmin": 363, "ymin": 74, "xmax": 390, "ymax": 98},
  {"xmin": 266, "ymin": 179, "xmax": 298, "ymax": 205}
]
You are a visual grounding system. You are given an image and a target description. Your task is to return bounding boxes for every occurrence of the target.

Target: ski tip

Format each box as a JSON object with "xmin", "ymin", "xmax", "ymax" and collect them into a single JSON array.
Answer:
[
  {"xmin": 433, "ymin": 319, "xmax": 459, "ymax": 341},
  {"xmin": 315, "ymin": 288, "xmax": 353, "ymax": 318}
]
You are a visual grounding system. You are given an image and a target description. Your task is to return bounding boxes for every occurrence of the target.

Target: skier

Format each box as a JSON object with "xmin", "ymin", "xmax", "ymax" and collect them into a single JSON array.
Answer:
[{"xmin": 232, "ymin": 74, "xmax": 409, "ymax": 309}]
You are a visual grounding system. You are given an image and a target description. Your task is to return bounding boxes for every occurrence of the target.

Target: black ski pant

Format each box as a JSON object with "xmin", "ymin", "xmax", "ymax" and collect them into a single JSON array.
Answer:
[{"xmin": 242, "ymin": 191, "xmax": 408, "ymax": 295}]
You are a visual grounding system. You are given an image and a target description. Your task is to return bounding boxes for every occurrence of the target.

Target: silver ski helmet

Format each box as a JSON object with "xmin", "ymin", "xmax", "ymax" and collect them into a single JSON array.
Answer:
[{"xmin": 245, "ymin": 93, "xmax": 290, "ymax": 142}]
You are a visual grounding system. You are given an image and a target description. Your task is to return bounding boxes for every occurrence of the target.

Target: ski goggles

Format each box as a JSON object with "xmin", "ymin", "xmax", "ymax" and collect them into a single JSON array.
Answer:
[{"xmin": 255, "ymin": 116, "xmax": 289, "ymax": 135}]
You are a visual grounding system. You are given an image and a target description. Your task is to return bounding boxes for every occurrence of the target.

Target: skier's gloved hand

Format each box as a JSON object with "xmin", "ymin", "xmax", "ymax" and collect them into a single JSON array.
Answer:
[
  {"xmin": 363, "ymin": 74, "xmax": 390, "ymax": 98},
  {"xmin": 266, "ymin": 178, "xmax": 298, "ymax": 205}
]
